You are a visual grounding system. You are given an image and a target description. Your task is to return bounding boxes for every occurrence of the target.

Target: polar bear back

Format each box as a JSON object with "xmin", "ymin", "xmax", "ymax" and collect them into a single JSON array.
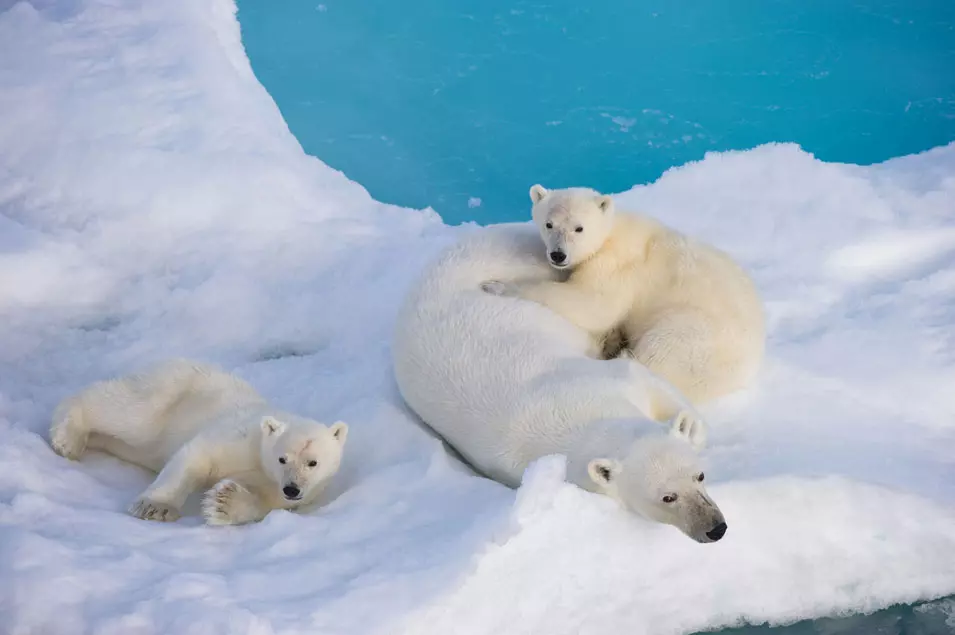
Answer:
[
  {"xmin": 393, "ymin": 225, "xmax": 665, "ymax": 487},
  {"xmin": 58, "ymin": 359, "xmax": 265, "ymax": 471}
]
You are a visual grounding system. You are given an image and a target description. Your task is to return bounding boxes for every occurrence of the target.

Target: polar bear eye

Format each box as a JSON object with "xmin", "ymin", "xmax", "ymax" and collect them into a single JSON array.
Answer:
[
  {"xmin": 662, "ymin": 494, "xmax": 677, "ymax": 504},
  {"xmin": 697, "ymin": 473, "xmax": 704, "ymax": 482},
  {"xmin": 307, "ymin": 460, "xmax": 318, "ymax": 467},
  {"xmin": 278, "ymin": 457, "xmax": 287, "ymax": 464},
  {"xmin": 574, "ymin": 226, "xmax": 583, "ymax": 233},
  {"xmin": 545, "ymin": 222, "xmax": 553, "ymax": 229}
]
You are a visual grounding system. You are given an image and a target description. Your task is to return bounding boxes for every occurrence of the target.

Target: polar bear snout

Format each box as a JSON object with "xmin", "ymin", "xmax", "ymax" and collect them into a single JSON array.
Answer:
[
  {"xmin": 686, "ymin": 496, "xmax": 728, "ymax": 544},
  {"xmin": 548, "ymin": 250, "xmax": 568, "ymax": 267},
  {"xmin": 282, "ymin": 484, "xmax": 302, "ymax": 500},
  {"xmin": 705, "ymin": 521, "xmax": 727, "ymax": 542}
]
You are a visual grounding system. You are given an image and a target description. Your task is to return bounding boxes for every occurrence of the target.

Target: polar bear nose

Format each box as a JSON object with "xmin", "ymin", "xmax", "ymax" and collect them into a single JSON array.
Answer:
[
  {"xmin": 283, "ymin": 484, "xmax": 301, "ymax": 499},
  {"xmin": 549, "ymin": 250, "xmax": 567, "ymax": 264},
  {"xmin": 706, "ymin": 522, "xmax": 727, "ymax": 541}
]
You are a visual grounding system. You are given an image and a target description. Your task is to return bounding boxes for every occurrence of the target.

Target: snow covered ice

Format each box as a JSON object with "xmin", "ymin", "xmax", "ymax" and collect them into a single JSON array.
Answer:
[{"xmin": 1, "ymin": 1, "xmax": 954, "ymax": 634}]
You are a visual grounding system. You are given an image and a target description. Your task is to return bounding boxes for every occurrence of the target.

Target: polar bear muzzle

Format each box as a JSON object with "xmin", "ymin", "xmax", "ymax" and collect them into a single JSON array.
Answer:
[{"xmin": 678, "ymin": 489, "xmax": 727, "ymax": 543}]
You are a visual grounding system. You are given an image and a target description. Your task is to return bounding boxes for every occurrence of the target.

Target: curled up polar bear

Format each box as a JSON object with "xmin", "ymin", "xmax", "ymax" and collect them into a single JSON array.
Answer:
[
  {"xmin": 393, "ymin": 225, "xmax": 728, "ymax": 543},
  {"xmin": 50, "ymin": 359, "xmax": 348, "ymax": 526},
  {"xmin": 484, "ymin": 185, "xmax": 765, "ymax": 410}
]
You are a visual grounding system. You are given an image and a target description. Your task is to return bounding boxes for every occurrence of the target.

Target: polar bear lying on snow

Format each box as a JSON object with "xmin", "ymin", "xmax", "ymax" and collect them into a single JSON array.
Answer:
[
  {"xmin": 393, "ymin": 225, "xmax": 728, "ymax": 543},
  {"xmin": 50, "ymin": 359, "xmax": 348, "ymax": 526},
  {"xmin": 484, "ymin": 185, "xmax": 765, "ymax": 409}
]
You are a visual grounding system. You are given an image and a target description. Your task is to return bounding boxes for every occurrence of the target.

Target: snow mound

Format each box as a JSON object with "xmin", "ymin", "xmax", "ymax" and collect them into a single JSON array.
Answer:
[
  {"xmin": 403, "ymin": 458, "xmax": 955, "ymax": 635},
  {"xmin": 0, "ymin": 1, "xmax": 953, "ymax": 634}
]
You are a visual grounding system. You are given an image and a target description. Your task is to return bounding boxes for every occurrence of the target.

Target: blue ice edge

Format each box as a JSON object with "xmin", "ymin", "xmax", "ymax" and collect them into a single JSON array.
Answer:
[{"xmin": 694, "ymin": 597, "xmax": 955, "ymax": 634}]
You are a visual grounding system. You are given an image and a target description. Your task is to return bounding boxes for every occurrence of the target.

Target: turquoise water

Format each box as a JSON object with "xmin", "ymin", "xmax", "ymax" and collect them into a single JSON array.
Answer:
[
  {"xmin": 234, "ymin": 1, "xmax": 955, "ymax": 632},
  {"xmin": 693, "ymin": 599, "xmax": 955, "ymax": 634},
  {"xmin": 236, "ymin": 0, "xmax": 954, "ymax": 225}
]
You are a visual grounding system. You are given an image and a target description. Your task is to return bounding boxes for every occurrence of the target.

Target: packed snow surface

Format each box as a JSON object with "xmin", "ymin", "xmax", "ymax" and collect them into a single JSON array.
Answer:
[{"xmin": 1, "ymin": 1, "xmax": 954, "ymax": 634}]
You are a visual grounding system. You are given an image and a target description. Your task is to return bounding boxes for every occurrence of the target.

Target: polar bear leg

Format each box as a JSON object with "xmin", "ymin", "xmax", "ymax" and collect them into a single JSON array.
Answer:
[
  {"xmin": 49, "ymin": 398, "xmax": 88, "ymax": 461},
  {"xmin": 631, "ymin": 309, "xmax": 716, "ymax": 405},
  {"xmin": 129, "ymin": 441, "xmax": 213, "ymax": 522},
  {"xmin": 201, "ymin": 479, "xmax": 270, "ymax": 526},
  {"xmin": 618, "ymin": 352, "xmax": 706, "ymax": 444},
  {"xmin": 509, "ymin": 279, "xmax": 630, "ymax": 335}
]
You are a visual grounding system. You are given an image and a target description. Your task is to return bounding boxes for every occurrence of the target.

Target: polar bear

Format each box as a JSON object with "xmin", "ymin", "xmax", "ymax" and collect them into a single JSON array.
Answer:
[
  {"xmin": 483, "ymin": 185, "xmax": 765, "ymax": 409},
  {"xmin": 393, "ymin": 225, "xmax": 727, "ymax": 543},
  {"xmin": 49, "ymin": 359, "xmax": 348, "ymax": 526}
]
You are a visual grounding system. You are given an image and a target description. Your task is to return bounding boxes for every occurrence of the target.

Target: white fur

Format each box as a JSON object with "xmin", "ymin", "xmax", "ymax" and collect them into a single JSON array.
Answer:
[
  {"xmin": 49, "ymin": 359, "xmax": 348, "ymax": 526},
  {"xmin": 393, "ymin": 225, "xmax": 727, "ymax": 543},
  {"xmin": 500, "ymin": 185, "xmax": 766, "ymax": 406}
]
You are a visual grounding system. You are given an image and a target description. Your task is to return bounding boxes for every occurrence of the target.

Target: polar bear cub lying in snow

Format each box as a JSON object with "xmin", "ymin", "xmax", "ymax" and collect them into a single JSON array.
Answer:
[
  {"xmin": 50, "ymin": 359, "xmax": 348, "ymax": 526},
  {"xmin": 485, "ymin": 185, "xmax": 765, "ymax": 409}
]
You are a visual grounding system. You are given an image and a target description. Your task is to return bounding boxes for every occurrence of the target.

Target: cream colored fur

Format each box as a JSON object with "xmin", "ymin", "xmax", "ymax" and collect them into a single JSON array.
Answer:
[
  {"xmin": 489, "ymin": 186, "xmax": 765, "ymax": 407},
  {"xmin": 393, "ymin": 225, "xmax": 728, "ymax": 543},
  {"xmin": 49, "ymin": 359, "xmax": 348, "ymax": 526}
]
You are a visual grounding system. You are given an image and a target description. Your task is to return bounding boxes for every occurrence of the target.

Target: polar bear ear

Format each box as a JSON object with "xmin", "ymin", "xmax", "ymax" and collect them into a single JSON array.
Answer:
[
  {"xmin": 587, "ymin": 458, "xmax": 620, "ymax": 489},
  {"xmin": 529, "ymin": 184, "xmax": 549, "ymax": 204},
  {"xmin": 329, "ymin": 421, "xmax": 349, "ymax": 445},
  {"xmin": 596, "ymin": 195, "xmax": 614, "ymax": 214},
  {"xmin": 669, "ymin": 410, "xmax": 706, "ymax": 451},
  {"xmin": 261, "ymin": 416, "xmax": 286, "ymax": 436}
]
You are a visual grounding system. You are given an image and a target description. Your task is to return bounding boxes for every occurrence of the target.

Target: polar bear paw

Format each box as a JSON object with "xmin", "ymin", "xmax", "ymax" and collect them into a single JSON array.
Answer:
[
  {"xmin": 129, "ymin": 497, "xmax": 181, "ymax": 522},
  {"xmin": 480, "ymin": 280, "xmax": 518, "ymax": 297},
  {"xmin": 669, "ymin": 409, "xmax": 707, "ymax": 451},
  {"xmin": 49, "ymin": 419, "xmax": 88, "ymax": 461},
  {"xmin": 202, "ymin": 479, "xmax": 263, "ymax": 526}
]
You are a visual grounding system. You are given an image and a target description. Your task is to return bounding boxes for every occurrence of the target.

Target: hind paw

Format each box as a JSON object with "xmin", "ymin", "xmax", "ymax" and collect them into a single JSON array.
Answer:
[{"xmin": 129, "ymin": 497, "xmax": 181, "ymax": 523}]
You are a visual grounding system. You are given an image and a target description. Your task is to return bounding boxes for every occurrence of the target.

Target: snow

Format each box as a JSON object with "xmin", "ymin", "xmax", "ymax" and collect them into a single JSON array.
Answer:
[{"xmin": 0, "ymin": 0, "xmax": 953, "ymax": 634}]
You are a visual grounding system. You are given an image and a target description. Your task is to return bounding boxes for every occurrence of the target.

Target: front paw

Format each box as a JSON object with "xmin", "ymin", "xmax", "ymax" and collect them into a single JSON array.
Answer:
[
  {"xmin": 669, "ymin": 409, "xmax": 707, "ymax": 450},
  {"xmin": 481, "ymin": 280, "xmax": 517, "ymax": 297},
  {"xmin": 201, "ymin": 479, "xmax": 261, "ymax": 526},
  {"xmin": 129, "ymin": 497, "xmax": 181, "ymax": 522}
]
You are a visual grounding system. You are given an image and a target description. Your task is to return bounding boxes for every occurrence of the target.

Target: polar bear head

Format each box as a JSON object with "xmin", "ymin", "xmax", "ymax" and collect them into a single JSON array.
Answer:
[
  {"xmin": 259, "ymin": 414, "xmax": 349, "ymax": 505},
  {"xmin": 587, "ymin": 435, "xmax": 727, "ymax": 543},
  {"xmin": 529, "ymin": 185, "xmax": 615, "ymax": 270}
]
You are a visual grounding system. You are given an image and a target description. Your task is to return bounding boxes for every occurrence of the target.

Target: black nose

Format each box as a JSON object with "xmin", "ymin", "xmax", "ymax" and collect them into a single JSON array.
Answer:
[
  {"xmin": 283, "ymin": 484, "xmax": 301, "ymax": 499},
  {"xmin": 549, "ymin": 251, "xmax": 566, "ymax": 264},
  {"xmin": 706, "ymin": 522, "xmax": 727, "ymax": 541}
]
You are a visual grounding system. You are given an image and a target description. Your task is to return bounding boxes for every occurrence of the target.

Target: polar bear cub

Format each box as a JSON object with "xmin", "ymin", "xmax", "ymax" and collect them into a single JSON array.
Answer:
[
  {"xmin": 49, "ymin": 359, "xmax": 348, "ymax": 526},
  {"xmin": 485, "ymin": 185, "xmax": 765, "ymax": 409}
]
